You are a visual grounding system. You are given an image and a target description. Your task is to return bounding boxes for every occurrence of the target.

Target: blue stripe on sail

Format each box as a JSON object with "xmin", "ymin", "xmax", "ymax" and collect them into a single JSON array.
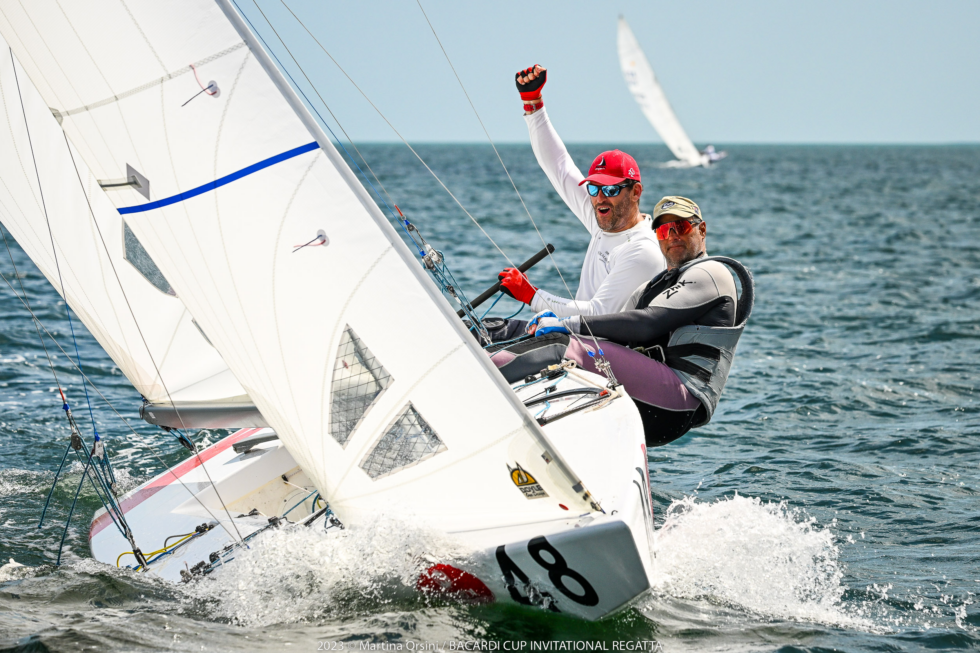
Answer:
[{"xmin": 117, "ymin": 141, "xmax": 320, "ymax": 215}]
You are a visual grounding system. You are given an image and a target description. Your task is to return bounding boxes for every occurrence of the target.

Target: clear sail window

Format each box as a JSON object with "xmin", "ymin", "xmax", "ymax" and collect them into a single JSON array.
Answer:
[
  {"xmin": 359, "ymin": 404, "xmax": 446, "ymax": 480},
  {"xmin": 329, "ymin": 326, "xmax": 393, "ymax": 446},
  {"xmin": 123, "ymin": 221, "xmax": 175, "ymax": 296}
]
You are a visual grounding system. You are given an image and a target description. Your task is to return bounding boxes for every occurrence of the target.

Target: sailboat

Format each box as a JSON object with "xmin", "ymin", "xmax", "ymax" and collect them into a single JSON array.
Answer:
[
  {"xmin": 617, "ymin": 16, "xmax": 726, "ymax": 168},
  {"xmin": 0, "ymin": 0, "xmax": 660, "ymax": 620}
]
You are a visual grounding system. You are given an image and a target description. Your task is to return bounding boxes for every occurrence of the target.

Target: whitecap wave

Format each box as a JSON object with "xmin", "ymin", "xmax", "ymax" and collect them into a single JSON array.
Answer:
[
  {"xmin": 178, "ymin": 514, "xmax": 474, "ymax": 627},
  {"xmin": 644, "ymin": 493, "xmax": 873, "ymax": 629},
  {"xmin": 0, "ymin": 558, "xmax": 34, "ymax": 582}
]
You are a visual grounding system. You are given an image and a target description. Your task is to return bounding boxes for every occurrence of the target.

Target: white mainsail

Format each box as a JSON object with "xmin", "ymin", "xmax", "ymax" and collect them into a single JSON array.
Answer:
[
  {"xmin": 617, "ymin": 16, "xmax": 704, "ymax": 168},
  {"xmin": 0, "ymin": 33, "xmax": 247, "ymax": 407},
  {"xmin": 0, "ymin": 0, "xmax": 598, "ymax": 529}
]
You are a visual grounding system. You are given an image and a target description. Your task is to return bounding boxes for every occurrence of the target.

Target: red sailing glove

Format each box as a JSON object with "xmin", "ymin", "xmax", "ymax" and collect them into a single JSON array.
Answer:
[
  {"xmin": 515, "ymin": 66, "xmax": 546, "ymax": 113},
  {"xmin": 498, "ymin": 268, "xmax": 537, "ymax": 304}
]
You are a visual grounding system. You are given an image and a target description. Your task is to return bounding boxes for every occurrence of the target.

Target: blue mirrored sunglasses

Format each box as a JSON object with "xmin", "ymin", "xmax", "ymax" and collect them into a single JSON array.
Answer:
[{"xmin": 586, "ymin": 182, "xmax": 634, "ymax": 198}]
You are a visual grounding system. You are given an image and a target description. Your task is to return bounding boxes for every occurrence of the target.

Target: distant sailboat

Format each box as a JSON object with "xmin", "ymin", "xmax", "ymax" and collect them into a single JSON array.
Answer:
[{"xmin": 617, "ymin": 16, "xmax": 726, "ymax": 168}]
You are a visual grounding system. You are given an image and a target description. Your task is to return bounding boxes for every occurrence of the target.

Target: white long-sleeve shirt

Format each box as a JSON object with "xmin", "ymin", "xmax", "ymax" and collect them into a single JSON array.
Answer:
[{"xmin": 524, "ymin": 108, "xmax": 665, "ymax": 317}]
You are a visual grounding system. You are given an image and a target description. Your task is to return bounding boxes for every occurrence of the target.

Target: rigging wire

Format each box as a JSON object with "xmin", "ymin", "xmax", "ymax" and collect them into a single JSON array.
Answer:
[
  {"xmin": 274, "ymin": 0, "xmax": 616, "ymax": 382},
  {"xmin": 412, "ymin": 1, "xmax": 575, "ymax": 299},
  {"xmin": 0, "ymin": 230, "xmax": 129, "ymax": 541},
  {"xmin": 412, "ymin": 1, "xmax": 617, "ymax": 384},
  {"xmin": 8, "ymin": 49, "xmax": 135, "ymax": 558},
  {"xmin": 237, "ymin": 1, "xmax": 406, "ymax": 235},
  {"xmin": 0, "ymin": 226, "xmax": 63, "ymax": 391},
  {"xmin": 0, "ymin": 265, "xmax": 249, "ymax": 548},
  {"xmin": 9, "ymin": 44, "xmax": 246, "ymax": 551},
  {"xmin": 57, "ymin": 453, "xmax": 92, "ymax": 565},
  {"xmin": 0, "ymin": 222, "xmax": 73, "ymax": 528},
  {"xmin": 275, "ymin": 0, "xmax": 522, "ymax": 273},
  {"xmin": 8, "ymin": 49, "xmax": 104, "ymax": 448},
  {"xmin": 60, "ymin": 132, "xmax": 246, "ymax": 546},
  {"xmin": 241, "ymin": 0, "xmax": 488, "ymax": 339}
]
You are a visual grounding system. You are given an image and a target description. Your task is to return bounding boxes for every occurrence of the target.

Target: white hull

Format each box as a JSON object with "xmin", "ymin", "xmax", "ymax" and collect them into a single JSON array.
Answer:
[
  {"xmin": 657, "ymin": 152, "xmax": 727, "ymax": 169},
  {"xmin": 91, "ymin": 369, "xmax": 655, "ymax": 620}
]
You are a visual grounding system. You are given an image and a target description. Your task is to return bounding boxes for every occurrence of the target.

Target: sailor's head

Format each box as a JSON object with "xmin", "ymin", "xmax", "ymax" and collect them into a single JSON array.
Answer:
[
  {"xmin": 653, "ymin": 196, "xmax": 706, "ymax": 269},
  {"xmin": 578, "ymin": 150, "xmax": 642, "ymax": 232}
]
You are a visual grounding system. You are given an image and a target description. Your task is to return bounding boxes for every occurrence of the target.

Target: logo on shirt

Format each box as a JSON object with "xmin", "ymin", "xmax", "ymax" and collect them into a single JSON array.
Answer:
[
  {"xmin": 664, "ymin": 279, "xmax": 693, "ymax": 299},
  {"xmin": 597, "ymin": 250, "xmax": 612, "ymax": 272}
]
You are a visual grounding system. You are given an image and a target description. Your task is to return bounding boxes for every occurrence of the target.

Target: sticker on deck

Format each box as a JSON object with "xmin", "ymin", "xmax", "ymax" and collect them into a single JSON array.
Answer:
[{"xmin": 508, "ymin": 462, "xmax": 548, "ymax": 499}]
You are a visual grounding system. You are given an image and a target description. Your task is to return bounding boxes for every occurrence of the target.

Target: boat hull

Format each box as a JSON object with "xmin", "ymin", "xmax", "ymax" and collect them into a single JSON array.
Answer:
[{"xmin": 91, "ymin": 372, "xmax": 655, "ymax": 620}]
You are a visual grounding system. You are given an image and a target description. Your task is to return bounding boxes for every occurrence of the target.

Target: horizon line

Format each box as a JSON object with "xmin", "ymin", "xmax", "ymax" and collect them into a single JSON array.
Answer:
[{"xmin": 327, "ymin": 140, "xmax": 980, "ymax": 147}]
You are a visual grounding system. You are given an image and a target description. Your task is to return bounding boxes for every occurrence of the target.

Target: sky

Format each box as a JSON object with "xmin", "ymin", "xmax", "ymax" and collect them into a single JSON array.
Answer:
[{"xmin": 238, "ymin": 0, "xmax": 980, "ymax": 144}]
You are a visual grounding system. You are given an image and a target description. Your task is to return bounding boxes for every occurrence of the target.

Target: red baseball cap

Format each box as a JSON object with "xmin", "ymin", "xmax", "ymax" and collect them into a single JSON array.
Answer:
[{"xmin": 578, "ymin": 150, "xmax": 641, "ymax": 186}]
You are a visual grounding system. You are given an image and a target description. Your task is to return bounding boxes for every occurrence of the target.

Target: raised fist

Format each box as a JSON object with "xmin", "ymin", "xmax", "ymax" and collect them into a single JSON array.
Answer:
[{"xmin": 515, "ymin": 65, "xmax": 547, "ymax": 99}]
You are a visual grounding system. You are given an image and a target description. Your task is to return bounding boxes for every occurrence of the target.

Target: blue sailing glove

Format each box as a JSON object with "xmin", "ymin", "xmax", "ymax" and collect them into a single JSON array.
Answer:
[{"xmin": 527, "ymin": 311, "xmax": 579, "ymax": 336}]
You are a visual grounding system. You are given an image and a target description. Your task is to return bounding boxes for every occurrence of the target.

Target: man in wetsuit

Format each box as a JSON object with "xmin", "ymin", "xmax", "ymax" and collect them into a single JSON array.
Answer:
[
  {"xmin": 490, "ymin": 64, "xmax": 664, "ymax": 341},
  {"xmin": 523, "ymin": 196, "xmax": 753, "ymax": 445}
]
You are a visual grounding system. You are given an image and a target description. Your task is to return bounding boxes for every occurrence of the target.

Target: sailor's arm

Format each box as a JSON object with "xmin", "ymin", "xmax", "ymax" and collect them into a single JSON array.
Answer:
[
  {"xmin": 528, "ymin": 241, "xmax": 665, "ymax": 317},
  {"xmin": 517, "ymin": 65, "xmax": 595, "ymax": 233},
  {"xmin": 531, "ymin": 266, "xmax": 734, "ymax": 341},
  {"xmin": 583, "ymin": 266, "xmax": 735, "ymax": 341}
]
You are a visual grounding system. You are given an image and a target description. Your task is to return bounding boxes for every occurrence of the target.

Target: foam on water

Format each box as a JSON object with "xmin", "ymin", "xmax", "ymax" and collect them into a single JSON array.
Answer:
[
  {"xmin": 0, "ymin": 558, "xmax": 29, "ymax": 582},
  {"xmin": 179, "ymin": 515, "xmax": 474, "ymax": 627},
  {"xmin": 646, "ymin": 493, "xmax": 873, "ymax": 629},
  {"xmin": 0, "ymin": 468, "xmax": 38, "ymax": 497}
]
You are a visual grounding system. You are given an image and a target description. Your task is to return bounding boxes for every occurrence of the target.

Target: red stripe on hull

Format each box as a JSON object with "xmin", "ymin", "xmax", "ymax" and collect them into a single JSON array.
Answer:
[{"xmin": 89, "ymin": 428, "xmax": 261, "ymax": 540}]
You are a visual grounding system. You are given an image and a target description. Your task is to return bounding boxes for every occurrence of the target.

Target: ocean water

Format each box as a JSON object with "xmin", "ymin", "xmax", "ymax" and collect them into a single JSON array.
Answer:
[{"xmin": 1, "ymin": 143, "xmax": 979, "ymax": 651}]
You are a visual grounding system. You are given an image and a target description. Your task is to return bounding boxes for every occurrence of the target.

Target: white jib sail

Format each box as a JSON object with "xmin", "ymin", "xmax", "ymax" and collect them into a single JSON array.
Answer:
[
  {"xmin": 0, "ymin": 0, "xmax": 598, "ymax": 529},
  {"xmin": 618, "ymin": 17, "xmax": 704, "ymax": 167},
  {"xmin": 0, "ymin": 32, "xmax": 247, "ymax": 405}
]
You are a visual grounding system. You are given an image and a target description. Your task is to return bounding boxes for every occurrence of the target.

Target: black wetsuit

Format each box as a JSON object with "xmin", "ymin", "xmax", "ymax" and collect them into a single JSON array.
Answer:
[
  {"xmin": 489, "ymin": 256, "xmax": 740, "ymax": 445},
  {"xmin": 581, "ymin": 258, "xmax": 737, "ymax": 351}
]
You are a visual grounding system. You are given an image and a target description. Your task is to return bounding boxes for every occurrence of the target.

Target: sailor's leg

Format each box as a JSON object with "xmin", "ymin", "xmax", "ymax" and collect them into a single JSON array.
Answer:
[
  {"xmin": 632, "ymin": 403, "xmax": 706, "ymax": 447},
  {"xmin": 565, "ymin": 340, "xmax": 703, "ymax": 446}
]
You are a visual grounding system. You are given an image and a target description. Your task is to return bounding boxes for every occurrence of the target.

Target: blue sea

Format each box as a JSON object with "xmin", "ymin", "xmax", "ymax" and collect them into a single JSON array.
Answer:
[{"xmin": 1, "ymin": 144, "xmax": 978, "ymax": 651}]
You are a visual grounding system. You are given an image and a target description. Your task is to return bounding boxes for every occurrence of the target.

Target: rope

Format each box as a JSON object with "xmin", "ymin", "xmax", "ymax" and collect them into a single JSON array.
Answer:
[
  {"xmin": 0, "ymin": 224, "xmax": 63, "ymax": 393},
  {"xmin": 282, "ymin": 488, "xmax": 319, "ymax": 517},
  {"xmin": 503, "ymin": 304, "xmax": 525, "ymax": 321},
  {"xmin": 478, "ymin": 293, "xmax": 505, "ymax": 320},
  {"xmin": 117, "ymin": 531, "xmax": 196, "ymax": 569}
]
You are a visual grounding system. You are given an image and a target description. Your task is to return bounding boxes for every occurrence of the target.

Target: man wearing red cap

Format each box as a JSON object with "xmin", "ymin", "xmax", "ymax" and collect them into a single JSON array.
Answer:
[{"xmin": 493, "ymin": 64, "xmax": 664, "ymax": 338}]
